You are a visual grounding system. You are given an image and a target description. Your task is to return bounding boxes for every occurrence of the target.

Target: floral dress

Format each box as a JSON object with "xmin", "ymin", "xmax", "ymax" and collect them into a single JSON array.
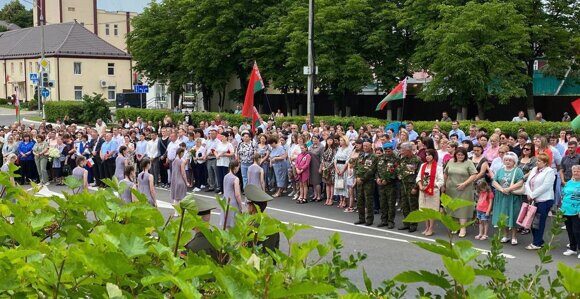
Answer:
[{"xmin": 321, "ymin": 148, "xmax": 336, "ymax": 184}]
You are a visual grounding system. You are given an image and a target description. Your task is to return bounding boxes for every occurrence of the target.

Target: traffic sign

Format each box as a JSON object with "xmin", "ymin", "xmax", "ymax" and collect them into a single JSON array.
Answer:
[
  {"xmin": 133, "ymin": 85, "xmax": 149, "ymax": 94},
  {"xmin": 41, "ymin": 88, "xmax": 50, "ymax": 98},
  {"xmin": 29, "ymin": 73, "xmax": 38, "ymax": 81},
  {"xmin": 38, "ymin": 58, "xmax": 49, "ymax": 70}
]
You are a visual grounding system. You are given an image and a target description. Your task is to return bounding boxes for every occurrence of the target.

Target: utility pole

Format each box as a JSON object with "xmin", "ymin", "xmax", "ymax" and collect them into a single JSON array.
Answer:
[
  {"xmin": 306, "ymin": 0, "xmax": 315, "ymax": 124},
  {"xmin": 37, "ymin": 0, "xmax": 46, "ymax": 118}
]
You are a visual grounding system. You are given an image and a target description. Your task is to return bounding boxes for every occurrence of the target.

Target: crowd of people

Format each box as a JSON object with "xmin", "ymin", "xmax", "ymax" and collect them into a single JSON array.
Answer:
[{"xmin": 0, "ymin": 114, "xmax": 578, "ymax": 259}]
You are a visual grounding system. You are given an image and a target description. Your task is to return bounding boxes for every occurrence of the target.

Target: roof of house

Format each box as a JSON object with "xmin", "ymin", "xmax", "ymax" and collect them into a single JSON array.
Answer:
[
  {"xmin": 0, "ymin": 22, "xmax": 131, "ymax": 60},
  {"xmin": 0, "ymin": 20, "xmax": 21, "ymax": 31}
]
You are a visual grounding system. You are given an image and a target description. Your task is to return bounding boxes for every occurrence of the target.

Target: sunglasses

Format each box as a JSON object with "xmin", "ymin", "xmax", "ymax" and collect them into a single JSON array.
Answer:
[
  {"xmin": 523, "ymin": 148, "xmax": 531, "ymax": 151},
  {"xmin": 499, "ymin": 151, "xmax": 506, "ymax": 154}
]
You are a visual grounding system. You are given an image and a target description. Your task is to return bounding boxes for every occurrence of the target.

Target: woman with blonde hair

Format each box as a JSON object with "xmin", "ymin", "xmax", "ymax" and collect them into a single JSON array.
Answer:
[{"xmin": 491, "ymin": 151, "xmax": 525, "ymax": 245}]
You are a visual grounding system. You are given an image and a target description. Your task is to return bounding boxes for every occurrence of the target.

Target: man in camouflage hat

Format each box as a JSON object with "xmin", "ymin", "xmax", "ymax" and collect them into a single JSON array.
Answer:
[
  {"xmin": 182, "ymin": 194, "xmax": 220, "ymax": 260},
  {"xmin": 376, "ymin": 142, "xmax": 399, "ymax": 229},
  {"xmin": 245, "ymin": 184, "xmax": 280, "ymax": 252},
  {"xmin": 396, "ymin": 142, "xmax": 422, "ymax": 232},
  {"xmin": 354, "ymin": 139, "xmax": 378, "ymax": 226}
]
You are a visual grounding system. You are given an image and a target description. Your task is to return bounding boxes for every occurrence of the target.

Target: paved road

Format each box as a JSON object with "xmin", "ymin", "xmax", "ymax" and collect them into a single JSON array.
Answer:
[
  {"xmin": 31, "ymin": 183, "xmax": 575, "ymax": 294},
  {"xmin": 0, "ymin": 107, "xmax": 38, "ymax": 126}
]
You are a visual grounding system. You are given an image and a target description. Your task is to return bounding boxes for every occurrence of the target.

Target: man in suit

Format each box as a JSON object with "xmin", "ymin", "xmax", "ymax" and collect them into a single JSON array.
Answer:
[{"xmin": 87, "ymin": 129, "xmax": 105, "ymax": 187}]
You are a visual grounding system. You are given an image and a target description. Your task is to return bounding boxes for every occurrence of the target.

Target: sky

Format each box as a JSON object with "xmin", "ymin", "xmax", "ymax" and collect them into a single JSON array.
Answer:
[{"xmin": 0, "ymin": 0, "xmax": 151, "ymax": 13}]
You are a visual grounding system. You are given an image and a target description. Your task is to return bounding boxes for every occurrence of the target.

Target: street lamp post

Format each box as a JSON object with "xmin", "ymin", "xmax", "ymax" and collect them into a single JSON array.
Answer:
[{"xmin": 306, "ymin": 0, "xmax": 315, "ymax": 124}]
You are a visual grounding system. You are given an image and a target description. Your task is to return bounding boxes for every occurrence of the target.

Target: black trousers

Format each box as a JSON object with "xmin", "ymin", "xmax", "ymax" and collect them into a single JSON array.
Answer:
[
  {"xmin": 192, "ymin": 162, "xmax": 206, "ymax": 188},
  {"xmin": 160, "ymin": 158, "xmax": 169, "ymax": 185},
  {"xmin": 20, "ymin": 160, "xmax": 37, "ymax": 184},
  {"xmin": 564, "ymin": 215, "xmax": 580, "ymax": 252},
  {"xmin": 93, "ymin": 156, "xmax": 103, "ymax": 185},
  {"xmin": 102, "ymin": 158, "xmax": 115, "ymax": 180}
]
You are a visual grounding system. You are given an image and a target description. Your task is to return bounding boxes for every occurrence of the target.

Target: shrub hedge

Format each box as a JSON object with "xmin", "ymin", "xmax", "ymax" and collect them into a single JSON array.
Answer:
[
  {"xmin": 44, "ymin": 101, "xmax": 84, "ymax": 122},
  {"xmin": 115, "ymin": 108, "xmax": 571, "ymax": 136},
  {"xmin": 0, "ymin": 98, "xmax": 8, "ymax": 105}
]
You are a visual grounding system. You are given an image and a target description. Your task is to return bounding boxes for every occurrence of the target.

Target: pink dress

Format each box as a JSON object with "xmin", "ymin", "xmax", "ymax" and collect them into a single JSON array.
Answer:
[{"xmin": 295, "ymin": 152, "xmax": 311, "ymax": 183}]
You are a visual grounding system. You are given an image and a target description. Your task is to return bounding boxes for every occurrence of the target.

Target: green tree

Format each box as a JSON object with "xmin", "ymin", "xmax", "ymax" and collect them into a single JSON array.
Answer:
[
  {"xmin": 0, "ymin": 0, "xmax": 32, "ymax": 28},
  {"xmin": 0, "ymin": 25, "xmax": 7, "ymax": 32},
  {"xmin": 507, "ymin": 0, "xmax": 579, "ymax": 119},
  {"xmin": 418, "ymin": 1, "xmax": 529, "ymax": 119},
  {"xmin": 127, "ymin": 0, "xmax": 190, "ymax": 105}
]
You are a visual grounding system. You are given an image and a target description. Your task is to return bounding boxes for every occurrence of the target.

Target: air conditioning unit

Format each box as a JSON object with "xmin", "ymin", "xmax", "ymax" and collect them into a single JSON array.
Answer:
[{"xmin": 99, "ymin": 80, "xmax": 107, "ymax": 88}]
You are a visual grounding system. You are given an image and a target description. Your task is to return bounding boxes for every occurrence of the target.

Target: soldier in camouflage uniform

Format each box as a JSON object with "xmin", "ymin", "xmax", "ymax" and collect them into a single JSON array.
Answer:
[
  {"xmin": 354, "ymin": 139, "xmax": 378, "ymax": 226},
  {"xmin": 397, "ymin": 142, "xmax": 422, "ymax": 232},
  {"xmin": 375, "ymin": 142, "xmax": 399, "ymax": 229}
]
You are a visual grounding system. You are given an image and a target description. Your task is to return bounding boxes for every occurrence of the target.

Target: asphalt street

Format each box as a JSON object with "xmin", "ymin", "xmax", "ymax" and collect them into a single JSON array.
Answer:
[
  {"xmin": 2, "ymin": 109, "xmax": 576, "ymax": 295},
  {"xmin": 32, "ymin": 183, "xmax": 576, "ymax": 295}
]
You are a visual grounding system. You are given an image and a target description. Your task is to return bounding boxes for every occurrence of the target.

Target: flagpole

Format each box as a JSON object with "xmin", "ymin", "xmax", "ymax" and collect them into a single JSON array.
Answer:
[{"xmin": 400, "ymin": 77, "xmax": 407, "ymax": 121}]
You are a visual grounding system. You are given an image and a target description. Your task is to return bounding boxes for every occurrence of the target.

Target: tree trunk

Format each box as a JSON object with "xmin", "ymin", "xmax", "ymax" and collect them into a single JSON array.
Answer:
[
  {"xmin": 201, "ymin": 83, "xmax": 212, "ymax": 112},
  {"xmin": 476, "ymin": 101, "xmax": 485, "ymax": 120},
  {"xmin": 525, "ymin": 61, "xmax": 536, "ymax": 119}
]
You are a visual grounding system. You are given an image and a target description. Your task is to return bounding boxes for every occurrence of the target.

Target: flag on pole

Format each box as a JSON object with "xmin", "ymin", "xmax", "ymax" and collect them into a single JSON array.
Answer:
[
  {"xmin": 375, "ymin": 78, "xmax": 407, "ymax": 111},
  {"xmin": 571, "ymin": 98, "xmax": 580, "ymax": 115},
  {"xmin": 14, "ymin": 87, "xmax": 20, "ymax": 124},
  {"xmin": 242, "ymin": 62, "xmax": 265, "ymax": 118},
  {"xmin": 251, "ymin": 106, "xmax": 261, "ymax": 133}
]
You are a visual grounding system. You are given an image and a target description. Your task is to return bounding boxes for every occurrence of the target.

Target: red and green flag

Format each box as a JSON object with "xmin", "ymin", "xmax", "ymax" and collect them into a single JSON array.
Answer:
[
  {"xmin": 375, "ymin": 78, "xmax": 407, "ymax": 111},
  {"xmin": 242, "ymin": 62, "xmax": 265, "ymax": 118}
]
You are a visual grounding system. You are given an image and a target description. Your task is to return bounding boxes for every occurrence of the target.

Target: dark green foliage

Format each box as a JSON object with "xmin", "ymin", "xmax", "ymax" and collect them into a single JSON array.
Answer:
[
  {"xmin": 44, "ymin": 94, "xmax": 110, "ymax": 123},
  {"xmin": 0, "ymin": 0, "xmax": 33, "ymax": 28}
]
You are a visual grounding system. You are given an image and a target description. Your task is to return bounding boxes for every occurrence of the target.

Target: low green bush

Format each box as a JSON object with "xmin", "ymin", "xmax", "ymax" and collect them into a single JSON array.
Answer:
[
  {"xmin": 116, "ymin": 109, "xmax": 570, "ymax": 135},
  {"xmin": 44, "ymin": 101, "xmax": 83, "ymax": 122},
  {"xmin": 0, "ymin": 98, "xmax": 8, "ymax": 105}
]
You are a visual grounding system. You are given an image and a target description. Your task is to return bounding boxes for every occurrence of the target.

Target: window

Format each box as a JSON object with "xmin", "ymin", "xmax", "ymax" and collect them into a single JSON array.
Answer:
[
  {"xmin": 107, "ymin": 63, "xmax": 115, "ymax": 75},
  {"xmin": 28, "ymin": 62, "xmax": 32, "ymax": 72},
  {"xmin": 10, "ymin": 62, "xmax": 13, "ymax": 73},
  {"xmin": 68, "ymin": 7, "xmax": 75, "ymax": 11},
  {"xmin": 74, "ymin": 86, "xmax": 83, "ymax": 100},
  {"xmin": 107, "ymin": 86, "xmax": 116, "ymax": 100},
  {"xmin": 19, "ymin": 62, "xmax": 23, "ymax": 74},
  {"xmin": 73, "ymin": 62, "xmax": 81, "ymax": 75},
  {"xmin": 105, "ymin": 24, "xmax": 110, "ymax": 35},
  {"xmin": 113, "ymin": 24, "xmax": 118, "ymax": 36}
]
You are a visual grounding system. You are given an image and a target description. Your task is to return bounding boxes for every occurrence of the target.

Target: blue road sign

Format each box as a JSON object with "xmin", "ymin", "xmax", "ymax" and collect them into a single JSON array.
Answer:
[
  {"xmin": 41, "ymin": 88, "xmax": 50, "ymax": 98},
  {"xmin": 29, "ymin": 73, "xmax": 38, "ymax": 81},
  {"xmin": 133, "ymin": 85, "xmax": 149, "ymax": 94}
]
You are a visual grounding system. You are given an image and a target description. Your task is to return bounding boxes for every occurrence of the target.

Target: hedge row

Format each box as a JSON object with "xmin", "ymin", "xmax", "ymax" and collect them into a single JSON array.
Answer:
[
  {"xmin": 44, "ymin": 101, "xmax": 84, "ymax": 122},
  {"xmin": 115, "ymin": 108, "xmax": 571, "ymax": 136}
]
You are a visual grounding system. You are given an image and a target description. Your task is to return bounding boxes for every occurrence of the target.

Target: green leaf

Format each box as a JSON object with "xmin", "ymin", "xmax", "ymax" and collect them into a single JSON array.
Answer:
[
  {"xmin": 473, "ymin": 269, "xmax": 506, "ymax": 281},
  {"xmin": 64, "ymin": 175, "xmax": 82, "ymax": 191},
  {"xmin": 403, "ymin": 209, "xmax": 442, "ymax": 223},
  {"xmin": 106, "ymin": 283, "xmax": 125, "ymax": 299},
  {"xmin": 445, "ymin": 198, "xmax": 475, "ymax": 212},
  {"xmin": 517, "ymin": 292, "xmax": 533, "ymax": 299},
  {"xmin": 453, "ymin": 241, "xmax": 480, "ymax": 263},
  {"xmin": 394, "ymin": 270, "xmax": 452, "ymax": 289},
  {"xmin": 413, "ymin": 241, "xmax": 456, "ymax": 258},
  {"xmin": 557, "ymin": 262, "xmax": 580, "ymax": 293},
  {"xmin": 442, "ymin": 256, "xmax": 475, "ymax": 285},
  {"xmin": 467, "ymin": 285, "xmax": 497, "ymax": 299},
  {"xmin": 270, "ymin": 282, "xmax": 336, "ymax": 298},
  {"xmin": 118, "ymin": 234, "xmax": 148, "ymax": 258},
  {"xmin": 439, "ymin": 215, "xmax": 461, "ymax": 232},
  {"xmin": 362, "ymin": 268, "xmax": 372, "ymax": 293}
]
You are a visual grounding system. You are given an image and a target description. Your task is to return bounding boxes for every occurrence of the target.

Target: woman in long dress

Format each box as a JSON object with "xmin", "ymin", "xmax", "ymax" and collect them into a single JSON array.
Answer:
[
  {"xmin": 114, "ymin": 146, "xmax": 129, "ymax": 181},
  {"xmin": 71, "ymin": 156, "xmax": 89, "ymax": 194},
  {"xmin": 443, "ymin": 147, "xmax": 478, "ymax": 237},
  {"xmin": 334, "ymin": 136, "xmax": 351, "ymax": 209},
  {"xmin": 171, "ymin": 148, "xmax": 191, "ymax": 216},
  {"xmin": 295, "ymin": 144, "xmax": 311, "ymax": 204},
  {"xmin": 491, "ymin": 152, "xmax": 525, "ymax": 245},
  {"xmin": 220, "ymin": 160, "xmax": 243, "ymax": 229},
  {"xmin": 416, "ymin": 149, "xmax": 444, "ymax": 236},
  {"xmin": 120, "ymin": 165, "xmax": 137, "ymax": 204},
  {"xmin": 137, "ymin": 158, "xmax": 157, "ymax": 207},
  {"xmin": 256, "ymin": 135, "xmax": 270, "ymax": 190},
  {"xmin": 247, "ymin": 153, "xmax": 265, "ymax": 190},
  {"xmin": 321, "ymin": 137, "xmax": 337, "ymax": 206},
  {"xmin": 308, "ymin": 136, "xmax": 324, "ymax": 201}
]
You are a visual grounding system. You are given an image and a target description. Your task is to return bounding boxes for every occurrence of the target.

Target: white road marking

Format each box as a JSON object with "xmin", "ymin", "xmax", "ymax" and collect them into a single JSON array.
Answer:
[{"xmin": 32, "ymin": 187, "xmax": 515, "ymax": 259}]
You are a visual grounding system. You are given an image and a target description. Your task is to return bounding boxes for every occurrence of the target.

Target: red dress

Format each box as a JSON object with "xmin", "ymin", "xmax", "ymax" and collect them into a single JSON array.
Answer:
[{"xmin": 295, "ymin": 152, "xmax": 311, "ymax": 183}]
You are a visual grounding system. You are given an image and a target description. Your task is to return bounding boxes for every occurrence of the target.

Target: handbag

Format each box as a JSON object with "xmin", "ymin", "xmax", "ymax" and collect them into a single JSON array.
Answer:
[
  {"xmin": 335, "ymin": 177, "xmax": 345, "ymax": 189},
  {"xmin": 509, "ymin": 169, "xmax": 526, "ymax": 195},
  {"xmin": 516, "ymin": 202, "xmax": 537, "ymax": 229}
]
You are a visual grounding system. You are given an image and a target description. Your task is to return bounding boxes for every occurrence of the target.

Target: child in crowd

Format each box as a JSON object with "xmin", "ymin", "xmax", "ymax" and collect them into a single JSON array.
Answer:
[{"xmin": 475, "ymin": 180, "xmax": 494, "ymax": 240}]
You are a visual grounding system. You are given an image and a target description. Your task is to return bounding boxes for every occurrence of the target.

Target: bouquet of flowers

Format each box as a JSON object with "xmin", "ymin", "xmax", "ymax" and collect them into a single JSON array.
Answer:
[{"xmin": 47, "ymin": 147, "xmax": 61, "ymax": 161}]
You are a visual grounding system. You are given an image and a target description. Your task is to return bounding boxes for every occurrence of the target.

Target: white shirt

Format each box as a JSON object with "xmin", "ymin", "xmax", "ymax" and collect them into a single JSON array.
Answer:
[
  {"xmin": 146, "ymin": 139, "xmax": 159, "ymax": 158},
  {"xmin": 114, "ymin": 134, "xmax": 124, "ymax": 150},
  {"xmin": 166, "ymin": 140, "xmax": 180, "ymax": 161},
  {"xmin": 512, "ymin": 116, "xmax": 527, "ymax": 122},
  {"xmin": 95, "ymin": 122, "xmax": 107, "ymax": 134},
  {"xmin": 205, "ymin": 138, "xmax": 219, "ymax": 158},
  {"xmin": 525, "ymin": 167, "xmax": 555, "ymax": 202},
  {"xmin": 345, "ymin": 130, "xmax": 359, "ymax": 142},
  {"xmin": 216, "ymin": 142, "xmax": 234, "ymax": 167}
]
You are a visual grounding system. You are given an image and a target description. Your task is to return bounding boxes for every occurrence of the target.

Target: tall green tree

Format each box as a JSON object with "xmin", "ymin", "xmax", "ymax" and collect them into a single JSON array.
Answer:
[
  {"xmin": 507, "ymin": 0, "xmax": 579, "ymax": 118},
  {"xmin": 180, "ymin": 0, "xmax": 279, "ymax": 111},
  {"xmin": 127, "ymin": 0, "xmax": 189, "ymax": 102},
  {"xmin": 0, "ymin": 0, "xmax": 32, "ymax": 28},
  {"xmin": 419, "ymin": 1, "xmax": 529, "ymax": 119}
]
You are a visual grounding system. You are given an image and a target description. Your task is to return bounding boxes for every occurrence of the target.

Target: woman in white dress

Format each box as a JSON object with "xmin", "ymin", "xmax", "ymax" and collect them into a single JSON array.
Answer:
[{"xmin": 334, "ymin": 136, "xmax": 351, "ymax": 209}]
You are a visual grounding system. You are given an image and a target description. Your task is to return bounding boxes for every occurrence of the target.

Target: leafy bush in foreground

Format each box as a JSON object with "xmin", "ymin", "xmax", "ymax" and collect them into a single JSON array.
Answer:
[{"xmin": 0, "ymin": 167, "xmax": 578, "ymax": 298}]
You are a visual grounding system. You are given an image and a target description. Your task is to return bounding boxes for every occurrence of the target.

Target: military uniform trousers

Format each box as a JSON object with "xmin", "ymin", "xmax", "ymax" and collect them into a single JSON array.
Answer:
[
  {"xmin": 378, "ymin": 182, "xmax": 397, "ymax": 225},
  {"xmin": 356, "ymin": 181, "xmax": 374, "ymax": 224},
  {"xmin": 400, "ymin": 181, "xmax": 419, "ymax": 228}
]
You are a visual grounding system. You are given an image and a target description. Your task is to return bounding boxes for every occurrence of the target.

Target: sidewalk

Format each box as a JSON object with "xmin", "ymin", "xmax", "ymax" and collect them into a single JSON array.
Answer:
[{"xmin": 0, "ymin": 107, "xmax": 37, "ymax": 116}]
